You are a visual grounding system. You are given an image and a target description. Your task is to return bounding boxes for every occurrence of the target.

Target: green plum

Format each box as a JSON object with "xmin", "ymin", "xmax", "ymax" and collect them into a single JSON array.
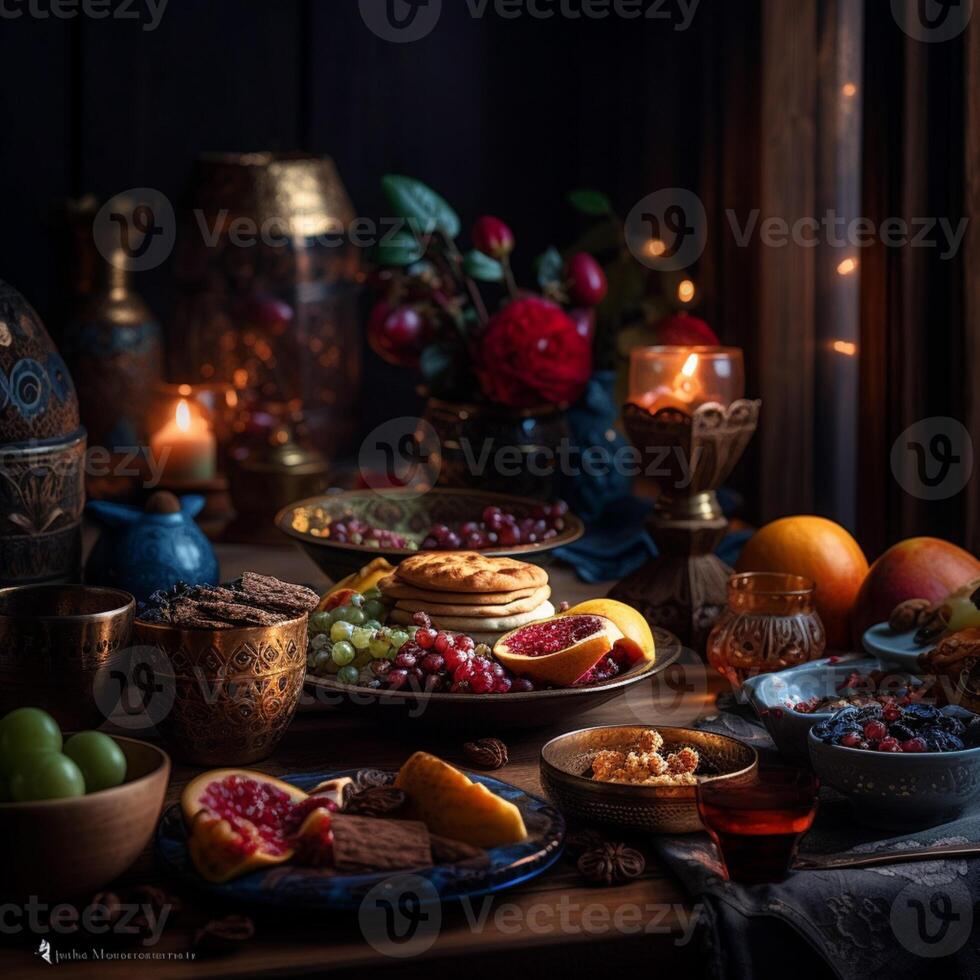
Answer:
[
  {"xmin": 0, "ymin": 707, "xmax": 63, "ymax": 777},
  {"xmin": 64, "ymin": 731, "xmax": 127, "ymax": 793},
  {"xmin": 337, "ymin": 665, "xmax": 360, "ymax": 685},
  {"xmin": 10, "ymin": 753, "xmax": 85, "ymax": 801}
]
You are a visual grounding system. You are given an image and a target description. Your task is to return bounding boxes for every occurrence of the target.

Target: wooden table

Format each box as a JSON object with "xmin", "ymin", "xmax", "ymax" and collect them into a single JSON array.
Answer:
[{"xmin": 3, "ymin": 544, "xmax": 723, "ymax": 978}]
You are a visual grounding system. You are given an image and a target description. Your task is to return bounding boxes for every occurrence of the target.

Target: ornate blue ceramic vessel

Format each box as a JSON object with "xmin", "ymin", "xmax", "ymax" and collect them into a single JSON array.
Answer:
[{"xmin": 85, "ymin": 494, "xmax": 219, "ymax": 602}]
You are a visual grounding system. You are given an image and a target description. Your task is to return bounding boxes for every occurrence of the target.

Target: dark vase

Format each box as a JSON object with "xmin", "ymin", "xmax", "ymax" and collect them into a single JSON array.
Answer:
[
  {"xmin": 423, "ymin": 397, "xmax": 569, "ymax": 501},
  {"xmin": 62, "ymin": 254, "xmax": 163, "ymax": 451}
]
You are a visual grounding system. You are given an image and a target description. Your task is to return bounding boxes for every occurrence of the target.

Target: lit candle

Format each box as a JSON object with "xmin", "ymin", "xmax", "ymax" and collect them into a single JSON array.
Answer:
[
  {"xmin": 637, "ymin": 353, "xmax": 705, "ymax": 413},
  {"xmin": 150, "ymin": 398, "xmax": 217, "ymax": 483},
  {"xmin": 629, "ymin": 346, "xmax": 745, "ymax": 415}
]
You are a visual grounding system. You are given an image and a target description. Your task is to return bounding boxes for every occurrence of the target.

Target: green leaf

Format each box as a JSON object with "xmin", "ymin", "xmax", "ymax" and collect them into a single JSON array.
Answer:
[
  {"xmin": 568, "ymin": 189, "xmax": 613, "ymax": 217},
  {"xmin": 373, "ymin": 227, "xmax": 424, "ymax": 266},
  {"xmin": 463, "ymin": 250, "xmax": 504, "ymax": 282},
  {"xmin": 381, "ymin": 175, "xmax": 461, "ymax": 240},
  {"xmin": 420, "ymin": 344, "xmax": 454, "ymax": 383},
  {"xmin": 535, "ymin": 247, "xmax": 564, "ymax": 288}
]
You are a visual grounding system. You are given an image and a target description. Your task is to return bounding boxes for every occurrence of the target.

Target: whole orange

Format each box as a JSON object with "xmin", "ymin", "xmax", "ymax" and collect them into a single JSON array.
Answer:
[{"xmin": 736, "ymin": 516, "xmax": 869, "ymax": 650}]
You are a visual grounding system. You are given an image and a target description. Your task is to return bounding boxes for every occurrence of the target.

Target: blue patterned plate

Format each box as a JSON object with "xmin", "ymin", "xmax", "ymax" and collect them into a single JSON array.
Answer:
[{"xmin": 156, "ymin": 769, "xmax": 565, "ymax": 910}]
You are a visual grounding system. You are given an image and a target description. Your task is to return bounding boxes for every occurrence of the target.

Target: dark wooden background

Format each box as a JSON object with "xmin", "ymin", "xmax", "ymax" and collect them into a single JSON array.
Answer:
[{"xmin": 0, "ymin": 0, "xmax": 975, "ymax": 556}]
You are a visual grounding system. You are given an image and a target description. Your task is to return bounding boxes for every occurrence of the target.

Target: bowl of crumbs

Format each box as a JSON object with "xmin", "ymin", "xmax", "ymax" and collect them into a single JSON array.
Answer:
[{"xmin": 540, "ymin": 725, "xmax": 758, "ymax": 834}]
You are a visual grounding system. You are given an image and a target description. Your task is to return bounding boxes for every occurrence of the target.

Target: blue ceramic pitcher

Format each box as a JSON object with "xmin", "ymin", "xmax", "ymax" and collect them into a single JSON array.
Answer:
[{"xmin": 85, "ymin": 492, "xmax": 219, "ymax": 602}]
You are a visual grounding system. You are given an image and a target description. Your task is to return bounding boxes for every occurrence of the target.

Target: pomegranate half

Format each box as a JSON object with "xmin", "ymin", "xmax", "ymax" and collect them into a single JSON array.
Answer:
[
  {"xmin": 181, "ymin": 769, "xmax": 337, "ymax": 883},
  {"xmin": 493, "ymin": 614, "xmax": 624, "ymax": 687}
]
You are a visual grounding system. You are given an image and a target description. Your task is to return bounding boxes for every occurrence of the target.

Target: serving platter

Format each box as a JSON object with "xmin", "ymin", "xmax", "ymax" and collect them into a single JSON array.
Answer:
[
  {"xmin": 156, "ymin": 769, "xmax": 565, "ymax": 911},
  {"xmin": 302, "ymin": 628, "xmax": 681, "ymax": 729},
  {"xmin": 275, "ymin": 488, "xmax": 585, "ymax": 580}
]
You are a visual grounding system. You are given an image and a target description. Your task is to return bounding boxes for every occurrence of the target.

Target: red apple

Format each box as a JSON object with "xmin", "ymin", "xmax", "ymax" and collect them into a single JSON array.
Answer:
[
  {"xmin": 654, "ymin": 313, "xmax": 719, "ymax": 347},
  {"xmin": 852, "ymin": 536, "xmax": 980, "ymax": 642}
]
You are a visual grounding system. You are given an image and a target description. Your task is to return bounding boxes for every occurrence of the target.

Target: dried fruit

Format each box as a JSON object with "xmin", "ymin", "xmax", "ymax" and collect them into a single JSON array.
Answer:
[
  {"xmin": 888, "ymin": 598, "xmax": 931, "ymax": 632},
  {"xmin": 395, "ymin": 751, "xmax": 527, "ymax": 847},
  {"xmin": 344, "ymin": 786, "xmax": 407, "ymax": 817},
  {"xmin": 463, "ymin": 737, "xmax": 509, "ymax": 770},
  {"xmin": 354, "ymin": 768, "xmax": 396, "ymax": 791},
  {"xmin": 577, "ymin": 843, "xmax": 645, "ymax": 886},
  {"xmin": 914, "ymin": 605, "xmax": 950, "ymax": 645},
  {"xmin": 194, "ymin": 915, "xmax": 255, "ymax": 956}
]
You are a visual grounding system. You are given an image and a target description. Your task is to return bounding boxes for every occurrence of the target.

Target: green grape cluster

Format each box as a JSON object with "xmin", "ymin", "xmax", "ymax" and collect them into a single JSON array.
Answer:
[{"xmin": 306, "ymin": 588, "xmax": 410, "ymax": 686}]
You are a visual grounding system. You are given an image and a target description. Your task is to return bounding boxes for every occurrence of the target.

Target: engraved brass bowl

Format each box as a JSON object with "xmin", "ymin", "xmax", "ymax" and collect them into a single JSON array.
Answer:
[
  {"xmin": 276, "ymin": 488, "xmax": 584, "ymax": 582},
  {"xmin": 540, "ymin": 725, "xmax": 758, "ymax": 834},
  {"xmin": 0, "ymin": 584, "xmax": 135, "ymax": 728},
  {"xmin": 134, "ymin": 613, "xmax": 308, "ymax": 766}
]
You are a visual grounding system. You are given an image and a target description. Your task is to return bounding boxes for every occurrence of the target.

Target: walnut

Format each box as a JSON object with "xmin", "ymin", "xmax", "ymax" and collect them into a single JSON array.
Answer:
[
  {"xmin": 462, "ymin": 737, "xmax": 508, "ymax": 770},
  {"xmin": 577, "ymin": 843, "xmax": 646, "ymax": 886},
  {"xmin": 888, "ymin": 598, "xmax": 931, "ymax": 632}
]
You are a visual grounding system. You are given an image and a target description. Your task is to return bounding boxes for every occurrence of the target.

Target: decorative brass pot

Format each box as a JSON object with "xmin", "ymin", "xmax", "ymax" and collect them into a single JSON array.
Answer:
[
  {"xmin": 133, "ymin": 613, "xmax": 308, "ymax": 766},
  {"xmin": 0, "ymin": 584, "xmax": 135, "ymax": 728},
  {"xmin": 173, "ymin": 152, "xmax": 361, "ymax": 456}
]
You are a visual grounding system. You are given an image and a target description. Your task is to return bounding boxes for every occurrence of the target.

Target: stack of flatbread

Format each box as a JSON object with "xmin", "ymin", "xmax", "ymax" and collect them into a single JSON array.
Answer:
[{"xmin": 379, "ymin": 552, "xmax": 554, "ymax": 640}]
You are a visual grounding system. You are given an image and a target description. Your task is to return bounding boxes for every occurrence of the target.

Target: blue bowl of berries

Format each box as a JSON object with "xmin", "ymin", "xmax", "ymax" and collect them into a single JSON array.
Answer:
[
  {"xmin": 275, "ymin": 489, "xmax": 584, "ymax": 581},
  {"xmin": 808, "ymin": 702, "xmax": 980, "ymax": 829}
]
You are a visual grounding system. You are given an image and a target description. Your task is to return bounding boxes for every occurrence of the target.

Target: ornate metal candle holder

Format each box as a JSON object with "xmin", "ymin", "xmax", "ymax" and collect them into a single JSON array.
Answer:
[{"xmin": 608, "ymin": 398, "xmax": 761, "ymax": 652}]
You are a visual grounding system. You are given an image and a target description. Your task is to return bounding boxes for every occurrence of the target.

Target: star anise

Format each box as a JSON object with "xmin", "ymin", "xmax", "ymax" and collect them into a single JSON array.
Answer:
[
  {"xmin": 577, "ymin": 843, "xmax": 645, "ymax": 886},
  {"xmin": 463, "ymin": 737, "xmax": 508, "ymax": 769}
]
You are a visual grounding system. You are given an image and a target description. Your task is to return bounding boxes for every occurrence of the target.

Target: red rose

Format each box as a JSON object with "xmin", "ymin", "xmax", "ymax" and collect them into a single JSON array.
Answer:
[{"xmin": 477, "ymin": 296, "xmax": 592, "ymax": 408}]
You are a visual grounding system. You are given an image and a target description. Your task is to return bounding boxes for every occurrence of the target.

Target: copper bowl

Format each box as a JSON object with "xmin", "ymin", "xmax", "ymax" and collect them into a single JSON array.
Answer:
[
  {"xmin": 0, "ymin": 584, "xmax": 135, "ymax": 729},
  {"xmin": 0, "ymin": 735, "xmax": 170, "ymax": 903},
  {"xmin": 133, "ymin": 614, "xmax": 308, "ymax": 766},
  {"xmin": 275, "ymin": 488, "xmax": 585, "ymax": 581},
  {"xmin": 540, "ymin": 725, "xmax": 758, "ymax": 834}
]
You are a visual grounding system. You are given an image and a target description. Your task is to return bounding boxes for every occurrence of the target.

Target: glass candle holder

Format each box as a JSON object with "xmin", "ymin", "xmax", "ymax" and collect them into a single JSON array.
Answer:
[
  {"xmin": 629, "ymin": 346, "xmax": 745, "ymax": 414},
  {"xmin": 146, "ymin": 382, "xmax": 237, "ymax": 486},
  {"xmin": 706, "ymin": 572, "xmax": 827, "ymax": 687},
  {"xmin": 696, "ymin": 767, "xmax": 820, "ymax": 884}
]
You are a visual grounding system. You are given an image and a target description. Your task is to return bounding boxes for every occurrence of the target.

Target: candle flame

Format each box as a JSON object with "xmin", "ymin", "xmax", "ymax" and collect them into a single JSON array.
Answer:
[
  {"xmin": 831, "ymin": 340, "xmax": 858, "ymax": 356},
  {"xmin": 681, "ymin": 353, "xmax": 699, "ymax": 377},
  {"xmin": 175, "ymin": 399, "xmax": 191, "ymax": 433}
]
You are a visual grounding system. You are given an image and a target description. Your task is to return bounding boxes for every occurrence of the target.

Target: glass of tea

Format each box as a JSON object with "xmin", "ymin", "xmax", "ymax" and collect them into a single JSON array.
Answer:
[{"xmin": 696, "ymin": 768, "xmax": 819, "ymax": 884}]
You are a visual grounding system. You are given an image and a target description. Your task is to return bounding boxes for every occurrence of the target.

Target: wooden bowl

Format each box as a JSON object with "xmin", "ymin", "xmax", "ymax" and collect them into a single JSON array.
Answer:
[
  {"xmin": 540, "ymin": 725, "xmax": 758, "ymax": 834},
  {"xmin": 0, "ymin": 735, "xmax": 170, "ymax": 902},
  {"xmin": 275, "ymin": 488, "xmax": 585, "ymax": 581},
  {"xmin": 0, "ymin": 584, "xmax": 135, "ymax": 729}
]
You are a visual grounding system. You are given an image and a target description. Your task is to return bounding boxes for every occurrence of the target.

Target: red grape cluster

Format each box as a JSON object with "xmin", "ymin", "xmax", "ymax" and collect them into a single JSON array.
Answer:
[
  {"xmin": 364, "ymin": 613, "xmax": 534, "ymax": 695},
  {"xmin": 421, "ymin": 502, "xmax": 569, "ymax": 550},
  {"xmin": 327, "ymin": 517, "xmax": 411, "ymax": 549}
]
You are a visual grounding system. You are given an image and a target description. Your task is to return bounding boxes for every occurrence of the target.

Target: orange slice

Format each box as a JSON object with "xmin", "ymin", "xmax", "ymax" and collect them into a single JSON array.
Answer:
[{"xmin": 562, "ymin": 599, "xmax": 656, "ymax": 664}]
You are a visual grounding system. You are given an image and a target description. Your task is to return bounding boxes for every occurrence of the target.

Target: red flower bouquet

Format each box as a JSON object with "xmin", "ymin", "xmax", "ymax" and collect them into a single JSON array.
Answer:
[
  {"xmin": 368, "ymin": 175, "xmax": 606, "ymax": 410},
  {"xmin": 478, "ymin": 297, "xmax": 592, "ymax": 408}
]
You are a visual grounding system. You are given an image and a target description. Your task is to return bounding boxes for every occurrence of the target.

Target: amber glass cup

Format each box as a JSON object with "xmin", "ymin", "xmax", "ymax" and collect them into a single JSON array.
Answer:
[
  {"xmin": 706, "ymin": 572, "xmax": 826, "ymax": 688},
  {"xmin": 696, "ymin": 768, "xmax": 819, "ymax": 884}
]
